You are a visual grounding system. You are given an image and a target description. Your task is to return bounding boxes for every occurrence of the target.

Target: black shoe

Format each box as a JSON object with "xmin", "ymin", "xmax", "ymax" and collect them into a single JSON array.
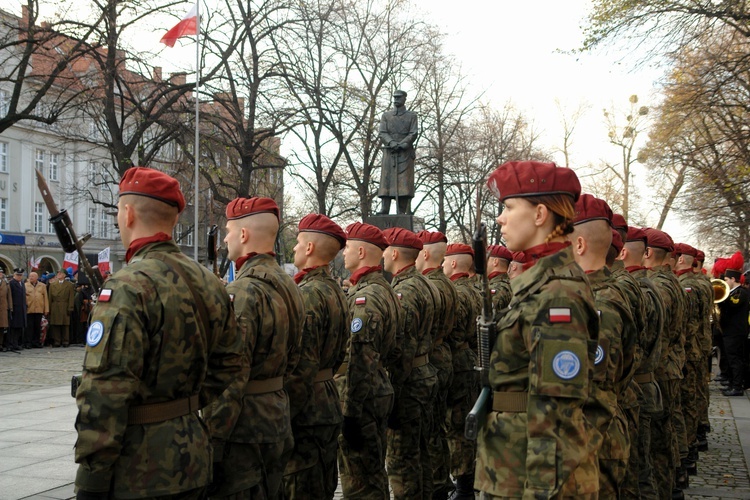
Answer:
[
  {"xmin": 722, "ymin": 388, "xmax": 744, "ymax": 396},
  {"xmin": 720, "ymin": 380, "xmax": 731, "ymax": 387},
  {"xmin": 447, "ymin": 475, "xmax": 475, "ymax": 500},
  {"xmin": 672, "ymin": 487, "xmax": 685, "ymax": 500},
  {"xmin": 716, "ymin": 373, "xmax": 727, "ymax": 382}
]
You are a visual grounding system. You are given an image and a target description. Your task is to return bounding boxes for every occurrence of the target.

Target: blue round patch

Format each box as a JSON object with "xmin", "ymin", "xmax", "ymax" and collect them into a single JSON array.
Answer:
[
  {"xmin": 595, "ymin": 345, "xmax": 605, "ymax": 365},
  {"xmin": 552, "ymin": 350, "xmax": 581, "ymax": 380},
  {"xmin": 86, "ymin": 321, "xmax": 105, "ymax": 347},
  {"xmin": 351, "ymin": 318, "xmax": 363, "ymax": 333}
]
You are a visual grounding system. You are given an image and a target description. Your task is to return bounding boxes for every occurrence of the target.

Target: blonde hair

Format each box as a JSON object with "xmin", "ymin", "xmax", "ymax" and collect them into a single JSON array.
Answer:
[{"xmin": 523, "ymin": 194, "xmax": 576, "ymax": 243}]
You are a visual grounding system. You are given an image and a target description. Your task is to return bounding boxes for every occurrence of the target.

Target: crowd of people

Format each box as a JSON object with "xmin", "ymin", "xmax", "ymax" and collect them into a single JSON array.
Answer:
[
  {"xmin": 68, "ymin": 162, "xmax": 742, "ymax": 500},
  {"xmin": 0, "ymin": 267, "xmax": 96, "ymax": 351}
]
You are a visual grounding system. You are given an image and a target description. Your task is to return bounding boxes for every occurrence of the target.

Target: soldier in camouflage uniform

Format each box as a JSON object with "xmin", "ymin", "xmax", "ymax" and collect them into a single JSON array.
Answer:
[
  {"xmin": 415, "ymin": 230, "xmax": 457, "ymax": 499},
  {"xmin": 570, "ymin": 195, "xmax": 638, "ymax": 498},
  {"xmin": 486, "ymin": 244, "xmax": 513, "ymax": 315},
  {"xmin": 204, "ymin": 197, "xmax": 304, "ymax": 499},
  {"xmin": 382, "ymin": 227, "xmax": 438, "ymax": 499},
  {"xmin": 441, "ymin": 243, "xmax": 480, "ymax": 499},
  {"xmin": 610, "ymin": 216, "xmax": 648, "ymax": 500},
  {"xmin": 693, "ymin": 250, "xmax": 713, "ymax": 452},
  {"xmin": 619, "ymin": 226, "xmax": 666, "ymax": 500},
  {"xmin": 74, "ymin": 167, "xmax": 245, "ymax": 499},
  {"xmin": 283, "ymin": 214, "xmax": 349, "ymax": 499},
  {"xmin": 477, "ymin": 161, "xmax": 600, "ymax": 499},
  {"xmin": 642, "ymin": 228, "xmax": 687, "ymax": 500},
  {"xmin": 674, "ymin": 243, "xmax": 709, "ymax": 477},
  {"xmin": 337, "ymin": 222, "xmax": 401, "ymax": 499}
]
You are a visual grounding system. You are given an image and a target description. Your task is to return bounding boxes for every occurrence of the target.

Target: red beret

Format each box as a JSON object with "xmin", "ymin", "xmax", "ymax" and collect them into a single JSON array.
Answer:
[
  {"xmin": 696, "ymin": 250, "xmax": 705, "ymax": 262},
  {"xmin": 511, "ymin": 251, "xmax": 527, "ymax": 263},
  {"xmin": 226, "ymin": 197, "xmax": 280, "ymax": 221},
  {"xmin": 611, "ymin": 229, "xmax": 623, "ymax": 254},
  {"xmin": 383, "ymin": 227, "xmax": 423, "ymax": 251},
  {"xmin": 611, "ymin": 213, "xmax": 628, "ymax": 232},
  {"xmin": 674, "ymin": 243, "xmax": 698, "ymax": 258},
  {"xmin": 298, "ymin": 214, "xmax": 346, "ymax": 249},
  {"xmin": 346, "ymin": 222, "xmax": 387, "ymax": 250},
  {"xmin": 486, "ymin": 161, "xmax": 581, "ymax": 202},
  {"xmin": 488, "ymin": 244, "xmax": 513, "ymax": 261},
  {"xmin": 446, "ymin": 243, "xmax": 474, "ymax": 257},
  {"xmin": 119, "ymin": 167, "xmax": 186, "ymax": 212},
  {"xmin": 643, "ymin": 228, "xmax": 674, "ymax": 252},
  {"xmin": 416, "ymin": 230, "xmax": 448, "ymax": 244},
  {"xmin": 626, "ymin": 226, "xmax": 648, "ymax": 244},
  {"xmin": 573, "ymin": 194, "xmax": 613, "ymax": 225}
]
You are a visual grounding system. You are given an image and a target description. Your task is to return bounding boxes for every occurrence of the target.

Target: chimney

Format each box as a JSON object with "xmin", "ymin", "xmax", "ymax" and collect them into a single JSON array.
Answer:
[
  {"xmin": 169, "ymin": 72, "xmax": 187, "ymax": 86},
  {"xmin": 153, "ymin": 66, "xmax": 162, "ymax": 82}
]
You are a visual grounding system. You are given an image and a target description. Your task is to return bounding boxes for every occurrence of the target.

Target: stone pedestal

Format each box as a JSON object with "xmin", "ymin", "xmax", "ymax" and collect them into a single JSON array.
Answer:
[{"xmin": 365, "ymin": 214, "xmax": 425, "ymax": 232}]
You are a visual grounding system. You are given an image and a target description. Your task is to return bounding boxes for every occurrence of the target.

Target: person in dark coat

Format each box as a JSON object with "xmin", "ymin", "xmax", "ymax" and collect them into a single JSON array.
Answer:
[{"xmin": 8, "ymin": 268, "xmax": 27, "ymax": 351}]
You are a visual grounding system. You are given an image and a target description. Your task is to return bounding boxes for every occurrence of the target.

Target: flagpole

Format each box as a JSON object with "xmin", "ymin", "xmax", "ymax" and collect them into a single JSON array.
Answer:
[{"xmin": 193, "ymin": 0, "xmax": 200, "ymax": 261}]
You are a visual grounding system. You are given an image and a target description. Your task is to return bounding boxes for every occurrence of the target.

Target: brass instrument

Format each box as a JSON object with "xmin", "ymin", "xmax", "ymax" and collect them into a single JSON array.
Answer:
[{"xmin": 712, "ymin": 278, "xmax": 729, "ymax": 303}]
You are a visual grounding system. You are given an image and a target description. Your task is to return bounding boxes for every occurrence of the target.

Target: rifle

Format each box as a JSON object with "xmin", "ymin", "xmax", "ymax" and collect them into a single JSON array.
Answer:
[
  {"xmin": 207, "ymin": 225, "xmax": 219, "ymax": 276},
  {"xmin": 35, "ymin": 170, "xmax": 103, "ymax": 294},
  {"xmin": 465, "ymin": 220, "xmax": 496, "ymax": 440}
]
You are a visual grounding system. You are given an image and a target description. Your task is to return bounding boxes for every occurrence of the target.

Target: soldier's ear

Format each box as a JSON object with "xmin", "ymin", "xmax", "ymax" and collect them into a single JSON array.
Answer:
[
  {"xmin": 306, "ymin": 240, "xmax": 314, "ymax": 256},
  {"xmin": 533, "ymin": 203, "xmax": 550, "ymax": 228},
  {"xmin": 239, "ymin": 227, "xmax": 249, "ymax": 244}
]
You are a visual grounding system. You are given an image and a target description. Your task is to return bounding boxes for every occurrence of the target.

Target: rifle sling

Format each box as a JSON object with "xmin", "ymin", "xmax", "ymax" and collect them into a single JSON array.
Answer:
[{"xmin": 492, "ymin": 391, "xmax": 528, "ymax": 413}]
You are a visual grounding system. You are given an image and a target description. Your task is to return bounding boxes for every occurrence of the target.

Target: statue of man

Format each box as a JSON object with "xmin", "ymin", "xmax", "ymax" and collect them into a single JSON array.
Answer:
[{"xmin": 378, "ymin": 90, "xmax": 419, "ymax": 215}]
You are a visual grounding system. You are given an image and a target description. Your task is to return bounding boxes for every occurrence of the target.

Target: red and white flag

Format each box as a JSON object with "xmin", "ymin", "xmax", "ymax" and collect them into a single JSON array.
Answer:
[
  {"xmin": 63, "ymin": 252, "xmax": 79, "ymax": 273},
  {"xmin": 28, "ymin": 255, "xmax": 41, "ymax": 270},
  {"xmin": 160, "ymin": 4, "xmax": 199, "ymax": 47},
  {"xmin": 98, "ymin": 247, "xmax": 111, "ymax": 274}
]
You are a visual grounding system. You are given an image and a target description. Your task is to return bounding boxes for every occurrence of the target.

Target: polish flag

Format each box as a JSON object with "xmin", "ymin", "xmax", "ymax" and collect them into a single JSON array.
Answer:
[
  {"xmin": 63, "ymin": 252, "xmax": 79, "ymax": 273},
  {"xmin": 98, "ymin": 247, "xmax": 111, "ymax": 274},
  {"xmin": 160, "ymin": 4, "xmax": 199, "ymax": 48}
]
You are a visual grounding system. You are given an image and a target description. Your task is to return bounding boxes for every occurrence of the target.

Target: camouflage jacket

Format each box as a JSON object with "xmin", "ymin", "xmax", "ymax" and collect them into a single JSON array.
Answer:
[
  {"xmin": 286, "ymin": 266, "xmax": 348, "ymax": 428},
  {"xmin": 74, "ymin": 240, "xmax": 244, "ymax": 497},
  {"xmin": 488, "ymin": 272, "xmax": 513, "ymax": 316},
  {"xmin": 340, "ymin": 268, "xmax": 400, "ymax": 418},
  {"xmin": 649, "ymin": 265, "xmax": 686, "ymax": 380},
  {"xmin": 678, "ymin": 271, "xmax": 706, "ymax": 363},
  {"xmin": 204, "ymin": 253, "xmax": 304, "ymax": 450},
  {"xmin": 391, "ymin": 265, "xmax": 438, "ymax": 418},
  {"xmin": 630, "ymin": 267, "xmax": 666, "ymax": 413},
  {"xmin": 476, "ymin": 245, "xmax": 600, "ymax": 498},
  {"xmin": 693, "ymin": 272, "xmax": 714, "ymax": 354},
  {"xmin": 449, "ymin": 275, "xmax": 480, "ymax": 373},
  {"xmin": 423, "ymin": 267, "xmax": 457, "ymax": 348}
]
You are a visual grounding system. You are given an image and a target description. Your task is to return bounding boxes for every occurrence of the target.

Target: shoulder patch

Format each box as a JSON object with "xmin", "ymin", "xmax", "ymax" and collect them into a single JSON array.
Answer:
[
  {"xmin": 229, "ymin": 293, "xmax": 235, "ymax": 302},
  {"xmin": 86, "ymin": 321, "xmax": 105, "ymax": 347},
  {"xmin": 595, "ymin": 345, "xmax": 605, "ymax": 365},
  {"xmin": 684, "ymin": 287, "xmax": 692, "ymax": 293},
  {"xmin": 549, "ymin": 307, "xmax": 571, "ymax": 323},
  {"xmin": 491, "ymin": 289, "xmax": 497, "ymax": 295},
  {"xmin": 355, "ymin": 297, "xmax": 366, "ymax": 305},
  {"xmin": 552, "ymin": 350, "xmax": 581, "ymax": 379},
  {"xmin": 98, "ymin": 289, "xmax": 112, "ymax": 302},
  {"xmin": 351, "ymin": 317, "xmax": 363, "ymax": 333},
  {"xmin": 397, "ymin": 292, "xmax": 402, "ymax": 300}
]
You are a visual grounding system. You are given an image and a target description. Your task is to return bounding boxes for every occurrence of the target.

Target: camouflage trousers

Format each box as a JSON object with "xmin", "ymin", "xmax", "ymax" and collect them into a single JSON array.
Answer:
[
  {"xmin": 446, "ymin": 368, "xmax": 478, "ymax": 478},
  {"xmin": 681, "ymin": 359, "xmax": 701, "ymax": 446},
  {"xmin": 598, "ymin": 405, "xmax": 630, "ymax": 498},
  {"xmin": 673, "ymin": 379, "xmax": 688, "ymax": 464},
  {"xmin": 209, "ymin": 436, "xmax": 292, "ymax": 499},
  {"xmin": 386, "ymin": 417, "xmax": 433, "ymax": 499},
  {"xmin": 619, "ymin": 404, "xmax": 639, "ymax": 499},
  {"xmin": 697, "ymin": 352, "xmax": 711, "ymax": 428},
  {"xmin": 282, "ymin": 423, "xmax": 340, "ymax": 500},
  {"xmin": 151, "ymin": 487, "xmax": 207, "ymax": 499},
  {"xmin": 338, "ymin": 394, "xmax": 392, "ymax": 499},
  {"xmin": 651, "ymin": 379, "xmax": 678, "ymax": 499},
  {"xmin": 427, "ymin": 344, "xmax": 453, "ymax": 497},
  {"xmin": 637, "ymin": 411, "xmax": 659, "ymax": 500}
]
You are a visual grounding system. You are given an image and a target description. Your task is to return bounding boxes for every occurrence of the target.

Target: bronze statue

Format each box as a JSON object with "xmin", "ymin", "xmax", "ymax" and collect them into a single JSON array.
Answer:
[{"xmin": 377, "ymin": 90, "xmax": 419, "ymax": 215}]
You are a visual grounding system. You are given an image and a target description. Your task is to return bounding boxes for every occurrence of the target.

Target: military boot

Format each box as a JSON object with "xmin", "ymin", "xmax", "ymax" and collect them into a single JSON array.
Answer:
[
  {"xmin": 671, "ymin": 487, "xmax": 685, "ymax": 500},
  {"xmin": 685, "ymin": 450, "xmax": 698, "ymax": 476},
  {"xmin": 697, "ymin": 424, "xmax": 709, "ymax": 452},
  {"xmin": 448, "ymin": 475, "xmax": 475, "ymax": 500},
  {"xmin": 676, "ymin": 465, "xmax": 689, "ymax": 490}
]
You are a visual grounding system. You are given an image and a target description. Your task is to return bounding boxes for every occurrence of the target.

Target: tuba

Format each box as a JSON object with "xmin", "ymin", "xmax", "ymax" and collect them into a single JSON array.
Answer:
[{"xmin": 712, "ymin": 278, "xmax": 730, "ymax": 303}]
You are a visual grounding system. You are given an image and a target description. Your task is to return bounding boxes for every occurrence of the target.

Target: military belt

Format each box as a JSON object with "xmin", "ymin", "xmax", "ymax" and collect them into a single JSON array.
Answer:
[
  {"xmin": 634, "ymin": 372, "xmax": 655, "ymax": 384},
  {"xmin": 244, "ymin": 376, "xmax": 284, "ymax": 395},
  {"xmin": 128, "ymin": 394, "xmax": 200, "ymax": 425},
  {"xmin": 314, "ymin": 368, "xmax": 333, "ymax": 383},
  {"xmin": 492, "ymin": 391, "xmax": 527, "ymax": 413},
  {"xmin": 413, "ymin": 354, "xmax": 429, "ymax": 368}
]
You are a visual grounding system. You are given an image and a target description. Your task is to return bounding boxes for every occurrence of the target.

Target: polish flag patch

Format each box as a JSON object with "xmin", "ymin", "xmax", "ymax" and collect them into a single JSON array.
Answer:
[
  {"xmin": 549, "ymin": 307, "xmax": 571, "ymax": 323},
  {"xmin": 685, "ymin": 287, "xmax": 692, "ymax": 293},
  {"xmin": 491, "ymin": 289, "xmax": 497, "ymax": 295},
  {"xmin": 355, "ymin": 297, "xmax": 366, "ymax": 305},
  {"xmin": 397, "ymin": 293, "xmax": 402, "ymax": 300},
  {"xmin": 98, "ymin": 289, "xmax": 113, "ymax": 302}
]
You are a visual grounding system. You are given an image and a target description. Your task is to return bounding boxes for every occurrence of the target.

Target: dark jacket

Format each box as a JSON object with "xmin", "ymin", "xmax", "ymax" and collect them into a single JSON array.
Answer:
[{"xmin": 9, "ymin": 278, "xmax": 26, "ymax": 328}]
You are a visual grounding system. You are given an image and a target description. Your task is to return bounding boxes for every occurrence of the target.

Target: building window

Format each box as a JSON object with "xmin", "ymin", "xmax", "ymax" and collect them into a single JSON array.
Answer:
[
  {"xmin": 0, "ymin": 90, "xmax": 8, "ymax": 116},
  {"xmin": 186, "ymin": 226, "xmax": 193, "ymax": 247},
  {"xmin": 0, "ymin": 198, "xmax": 6, "ymax": 230},
  {"xmin": 34, "ymin": 202, "xmax": 44, "ymax": 233},
  {"xmin": 0, "ymin": 142, "xmax": 7, "ymax": 173},
  {"xmin": 35, "ymin": 149, "xmax": 44, "ymax": 172},
  {"xmin": 100, "ymin": 210, "xmax": 109, "ymax": 239},
  {"xmin": 88, "ymin": 208, "xmax": 96, "ymax": 237},
  {"xmin": 48, "ymin": 152, "xmax": 58, "ymax": 181}
]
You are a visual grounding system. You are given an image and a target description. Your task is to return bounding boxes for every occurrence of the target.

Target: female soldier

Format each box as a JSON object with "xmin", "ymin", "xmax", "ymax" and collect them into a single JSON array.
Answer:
[{"xmin": 475, "ymin": 160, "xmax": 600, "ymax": 499}]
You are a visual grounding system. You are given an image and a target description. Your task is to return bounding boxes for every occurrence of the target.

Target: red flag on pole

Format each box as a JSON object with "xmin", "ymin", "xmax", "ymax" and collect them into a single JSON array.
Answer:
[{"xmin": 160, "ymin": 4, "xmax": 198, "ymax": 47}]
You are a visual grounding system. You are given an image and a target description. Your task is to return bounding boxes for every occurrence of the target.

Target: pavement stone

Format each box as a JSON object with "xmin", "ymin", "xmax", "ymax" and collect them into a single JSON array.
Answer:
[{"xmin": 3, "ymin": 347, "xmax": 750, "ymax": 499}]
